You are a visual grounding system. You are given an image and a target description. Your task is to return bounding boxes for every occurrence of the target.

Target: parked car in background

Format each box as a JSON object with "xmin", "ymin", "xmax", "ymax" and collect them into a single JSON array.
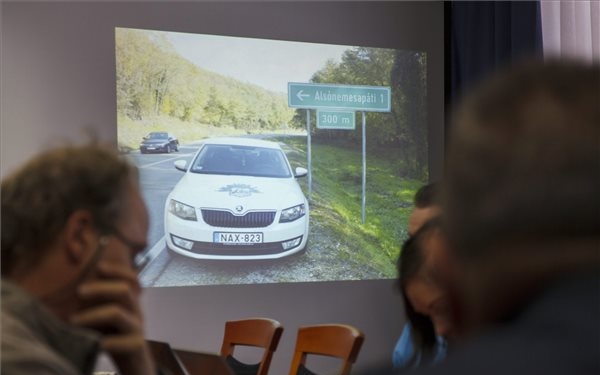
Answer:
[
  {"xmin": 165, "ymin": 137, "xmax": 309, "ymax": 260},
  {"xmin": 140, "ymin": 131, "xmax": 179, "ymax": 153}
]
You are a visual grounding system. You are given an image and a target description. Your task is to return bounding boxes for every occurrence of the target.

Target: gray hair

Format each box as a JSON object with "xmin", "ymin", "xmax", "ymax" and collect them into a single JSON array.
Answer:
[{"xmin": 1, "ymin": 142, "xmax": 138, "ymax": 275}]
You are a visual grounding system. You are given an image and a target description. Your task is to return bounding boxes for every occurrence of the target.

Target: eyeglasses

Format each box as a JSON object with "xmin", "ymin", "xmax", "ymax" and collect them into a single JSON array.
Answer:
[{"xmin": 108, "ymin": 227, "xmax": 148, "ymax": 271}]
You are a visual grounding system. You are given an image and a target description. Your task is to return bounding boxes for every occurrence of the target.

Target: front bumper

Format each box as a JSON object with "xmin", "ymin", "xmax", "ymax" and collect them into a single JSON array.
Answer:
[{"xmin": 165, "ymin": 212, "xmax": 308, "ymax": 260}]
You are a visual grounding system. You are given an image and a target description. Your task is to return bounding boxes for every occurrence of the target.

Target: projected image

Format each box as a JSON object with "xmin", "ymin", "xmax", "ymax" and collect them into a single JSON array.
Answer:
[{"xmin": 115, "ymin": 28, "xmax": 428, "ymax": 287}]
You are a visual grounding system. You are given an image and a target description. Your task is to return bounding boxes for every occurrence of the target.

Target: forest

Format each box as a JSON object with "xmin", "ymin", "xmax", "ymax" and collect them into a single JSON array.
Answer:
[
  {"xmin": 116, "ymin": 28, "xmax": 294, "ymax": 133},
  {"xmin": 116, "ymin": 28, "xmax": 428, "ymax": 179}
]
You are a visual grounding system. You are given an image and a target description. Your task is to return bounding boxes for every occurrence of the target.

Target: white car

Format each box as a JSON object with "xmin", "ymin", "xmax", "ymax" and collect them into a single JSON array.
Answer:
[{"xmin": 165, "ymin": 137, "xmax": 309, "ymax": 260}]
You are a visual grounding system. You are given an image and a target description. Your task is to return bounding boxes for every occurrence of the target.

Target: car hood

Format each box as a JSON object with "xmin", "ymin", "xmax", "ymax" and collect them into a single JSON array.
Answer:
[{"xmin": 170, "ymin": 173, "xmax": 306, "ymax": 211}]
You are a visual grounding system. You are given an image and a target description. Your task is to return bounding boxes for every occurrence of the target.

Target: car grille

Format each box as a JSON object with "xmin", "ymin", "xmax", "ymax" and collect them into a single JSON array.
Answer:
[{"xmin": 201, "ymin": 209, "xmax": 276, "ymax": 228}]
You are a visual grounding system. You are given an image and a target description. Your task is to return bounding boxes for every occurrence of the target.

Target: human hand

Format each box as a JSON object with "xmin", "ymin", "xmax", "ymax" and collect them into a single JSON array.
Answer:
[{"xmin": 70, "ymin": 261, "xmax": 156, "ymax": 375}]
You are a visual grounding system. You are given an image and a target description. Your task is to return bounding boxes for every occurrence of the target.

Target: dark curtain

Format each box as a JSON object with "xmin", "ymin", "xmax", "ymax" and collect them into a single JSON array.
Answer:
[{"xmin": 446, "ymin": 1, "xmax": 543, "ymax": 110}]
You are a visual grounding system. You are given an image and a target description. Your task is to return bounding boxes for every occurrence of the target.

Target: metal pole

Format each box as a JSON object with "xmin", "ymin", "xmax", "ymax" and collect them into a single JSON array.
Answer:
[
  {"xmin": 307, "ymin": 109, "xmax": 312, "ymax": 201},
  {"xmin": 362, "ymin": 111, "xmax": 366, "ymax": 224}
]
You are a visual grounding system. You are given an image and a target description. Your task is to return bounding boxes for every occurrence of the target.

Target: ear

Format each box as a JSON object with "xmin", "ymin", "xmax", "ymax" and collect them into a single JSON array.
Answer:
[{"xmin": 62, "ymin": 210, "xmax": 97, "ymax": 264}]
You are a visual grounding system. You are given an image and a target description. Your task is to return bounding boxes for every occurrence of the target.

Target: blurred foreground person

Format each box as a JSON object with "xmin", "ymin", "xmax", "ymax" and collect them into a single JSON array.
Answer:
[
  {"xmin": 437, "ymin": 60, "xmax": 598, "ymax": 373},
  {"xmin": 439, "ymin": 60, "xmax": 599, "ymax": 373},
  {"xmin": 1, "ymin": 143, "xmax": 157, "ymax": 375},
  {"xmin": 369, "ymin": 60, "xmax": 599, "ymax": 374}
]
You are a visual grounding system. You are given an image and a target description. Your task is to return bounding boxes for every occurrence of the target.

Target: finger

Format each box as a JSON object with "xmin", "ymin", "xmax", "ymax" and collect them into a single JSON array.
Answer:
[
  {"xmin": 96, "ymin": 261, "xmax": 141, "ymax": 291},
  {"xmin": 77, "ymin": 281, "xmax": 140, "ymax": 314},
  {"xmin": 70, "ymin": 304, "xmax": 142, "ymax": 335}
]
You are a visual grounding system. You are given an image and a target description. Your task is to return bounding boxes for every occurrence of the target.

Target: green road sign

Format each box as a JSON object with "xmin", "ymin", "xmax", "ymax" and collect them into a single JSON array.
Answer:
[
  {"xmin": 288, "ymin": 82, "xmax": 391, "ymax": 112},
  {"xmin": 316, "ymin": 110, "xmax": 355, "ymax": 129}
]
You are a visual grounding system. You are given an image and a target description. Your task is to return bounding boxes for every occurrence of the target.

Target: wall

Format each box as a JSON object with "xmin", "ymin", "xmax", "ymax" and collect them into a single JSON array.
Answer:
[{"xmin": 1, "ymin": 1, "xmax": 444, "ymax": 373}]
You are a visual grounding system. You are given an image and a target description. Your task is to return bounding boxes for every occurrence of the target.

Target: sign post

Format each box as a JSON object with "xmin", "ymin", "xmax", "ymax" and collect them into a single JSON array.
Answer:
[
  {"xmin": 361, "ymin": 111, "xmax": 366, "ymax": 224},
  {"xmin": 288, "ymin": 82, "xmax": 391, "ymax": 224},
  {"xmin": 306, "ymin": 109, "xmax": 312, "ymax": 200}
]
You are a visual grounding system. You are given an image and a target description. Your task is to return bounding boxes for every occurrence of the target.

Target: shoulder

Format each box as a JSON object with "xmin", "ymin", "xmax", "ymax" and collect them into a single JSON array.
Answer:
[
  {"xmin": 1, "ymin": 280, "xmax": 99, "ymax": 375},
  {"xmin": 414, "ymin": 275, "xmax": 600, "ymax": 375},
  {"xmin": 392, "ymin": 323, "xmax": 418, "ymax": 369},
  {"xmin": 1, "ymin": 312, "xmax": 82, "ymax": 375}
]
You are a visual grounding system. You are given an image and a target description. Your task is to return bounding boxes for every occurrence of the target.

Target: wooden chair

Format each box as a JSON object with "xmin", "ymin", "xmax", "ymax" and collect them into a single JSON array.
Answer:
[
  {"xmin": 220, "ymin": 317, "xmax": 284, "ymax": 375},
  {"xmin": 287, "ymin": 324, "xmax": 365, "ymax": 375}
]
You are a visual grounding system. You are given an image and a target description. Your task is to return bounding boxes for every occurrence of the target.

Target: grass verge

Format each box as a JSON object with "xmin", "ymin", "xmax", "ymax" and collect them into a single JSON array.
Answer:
[{"xmin": 274, "ymin": 136, "xmax": 425, "ymax": 278}]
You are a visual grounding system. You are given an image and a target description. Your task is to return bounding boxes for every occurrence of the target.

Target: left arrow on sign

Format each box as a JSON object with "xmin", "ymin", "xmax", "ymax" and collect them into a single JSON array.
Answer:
[{"xmin": 296, "ymin": 90, "xmax": 310, "ymax": 101}]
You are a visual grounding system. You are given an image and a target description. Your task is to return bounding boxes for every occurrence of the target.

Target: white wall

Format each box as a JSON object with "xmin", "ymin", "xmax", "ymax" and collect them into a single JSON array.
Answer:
[{"xmin": 1, "ymin": 2, "xmax": 444, "ymax": 373}]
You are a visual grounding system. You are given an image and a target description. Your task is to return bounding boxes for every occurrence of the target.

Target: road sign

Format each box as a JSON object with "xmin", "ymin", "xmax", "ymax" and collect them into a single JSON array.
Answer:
[
  {"xmin": 288, "ymin": 82, "xmax": 391, "ymax": 112},
  {"xmin": 316, "ymin": 110, "xmax": 355, "ymax": 129}
]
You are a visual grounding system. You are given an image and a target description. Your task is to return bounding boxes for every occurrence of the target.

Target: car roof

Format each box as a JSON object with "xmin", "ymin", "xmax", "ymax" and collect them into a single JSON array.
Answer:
[{"xmin": 201, "ymin": 137, "xmax": 282, "ymax": 150}]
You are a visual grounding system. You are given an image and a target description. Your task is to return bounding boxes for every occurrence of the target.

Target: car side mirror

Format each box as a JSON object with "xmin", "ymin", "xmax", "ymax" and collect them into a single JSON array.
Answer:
[
  {"xmin": 295, "ymin": 167, "xmax": 308, "ymax": 178},
  {"xmin": 174, "ymin": 159, "xmax": 188, "ymax": 172}
]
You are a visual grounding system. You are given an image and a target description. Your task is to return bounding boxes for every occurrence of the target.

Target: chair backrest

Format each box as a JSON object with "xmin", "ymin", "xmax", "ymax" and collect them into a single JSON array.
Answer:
[
  {"xmin": 220, "ymin": 317, "xmax": 284, "ymax": 375},
  {"xmin": 287, "ymin": 324, "xmax": 365, "ymax": 375}
]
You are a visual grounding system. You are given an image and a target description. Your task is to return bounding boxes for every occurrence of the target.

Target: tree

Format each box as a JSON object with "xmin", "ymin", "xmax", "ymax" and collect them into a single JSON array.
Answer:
[
  {"xmin": 390, "ymin": 51, "xmax": 427, "ymax": 179},
  {"xmin": 116, "ymin": 29, "xmax": 178, "ymax": 120}
]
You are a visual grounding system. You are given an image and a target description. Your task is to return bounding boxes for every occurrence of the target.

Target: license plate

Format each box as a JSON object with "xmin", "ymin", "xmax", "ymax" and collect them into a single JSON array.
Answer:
[{"xmin": 213, "ymin": 232, "xmax": 263, "ymax": 245}]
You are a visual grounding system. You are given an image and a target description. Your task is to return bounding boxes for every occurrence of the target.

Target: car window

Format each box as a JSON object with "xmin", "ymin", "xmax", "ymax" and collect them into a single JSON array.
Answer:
[
  {"xmin": 148, "ymin": 132, "xmax": 168, "ymax": 139},
  {"xmin": 190, "ymin": 144, "xmax": 291, "ymax": 178}
]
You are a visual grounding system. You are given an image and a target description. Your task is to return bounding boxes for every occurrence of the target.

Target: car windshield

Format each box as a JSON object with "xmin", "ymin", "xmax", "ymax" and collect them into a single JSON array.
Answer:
[
  {"xmin": 147, "ymin": 132, "xmax": 168, "ymax": 139},
  {"xmin": 190, "ymin": 144, "xmax": 292, "ymax": 178}
]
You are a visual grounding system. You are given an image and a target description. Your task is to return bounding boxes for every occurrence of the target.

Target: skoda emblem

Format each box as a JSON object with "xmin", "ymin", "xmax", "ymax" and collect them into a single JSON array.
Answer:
[{"xmin": 235, "ymin": 205, "xmax": 244, "ymax": 213}]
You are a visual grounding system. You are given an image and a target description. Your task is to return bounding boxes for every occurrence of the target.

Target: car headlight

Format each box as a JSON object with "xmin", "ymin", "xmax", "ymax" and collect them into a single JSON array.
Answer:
[
  {"xmin": 169, "ymin": 199, "xmax": 197, "ymax": 221},
  {"xmin": 279, "ymin": 204, "xmax": 305, "ymax": 223}
]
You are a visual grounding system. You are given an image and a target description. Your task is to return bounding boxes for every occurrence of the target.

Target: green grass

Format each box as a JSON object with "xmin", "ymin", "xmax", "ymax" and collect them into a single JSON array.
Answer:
[{"xmin": 273, "ymin": 136, "xmax": 425, "ymax": 278}]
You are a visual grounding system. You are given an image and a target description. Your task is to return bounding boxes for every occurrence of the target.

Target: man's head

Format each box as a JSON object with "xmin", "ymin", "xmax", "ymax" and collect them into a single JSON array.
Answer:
[
  {"xmin": 441, "ymin": 60, "xmax": 600, "ymax": 332},
  {"xmin": 1, "ymin": 143, "xmax": 148, "ymax": 316},
  {"xmin": 408, "ymin": 182, "xmax": 440, "ymax": 236}
]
